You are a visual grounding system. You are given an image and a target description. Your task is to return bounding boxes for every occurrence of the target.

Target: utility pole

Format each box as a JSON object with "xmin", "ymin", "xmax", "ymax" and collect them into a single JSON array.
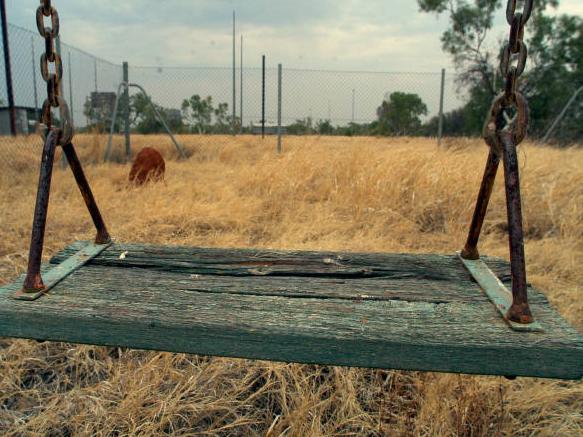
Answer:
[
  {"xmin": 437, "ymin": 68, "xmax": 446, "ymax": 148},
  {"xmin": 94, "ymin": 58, "xmax": 98, "ymax": 92},
  {"xmin": 277, "ymin": 63, "xmax": 282, "ymax": 154},
  {"xmin": 261, "ymin": 55, "xmax": 266, "ymax": 139},
  {"xmin": 240, "ymin": 34, "xmax": 243, "ymax": 133},
  {"xmin": 351, "ymin": 89, "xmax": 355, "ymax": 124},
  {"xmin": 232, "ymin": 10, "xmax": 236, "ymax": 135}
]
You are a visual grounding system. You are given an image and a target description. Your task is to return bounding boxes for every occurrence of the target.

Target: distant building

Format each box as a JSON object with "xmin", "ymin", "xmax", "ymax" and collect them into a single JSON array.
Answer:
[
  {"xmin": 250, "ymin": 121, "xmax": 287, "ymax": 135},
  {"xmin": 166, "ymin": 109, "xmax": 182, "ymax": 125},
  {"xmin": 90, "ymin": 92, "xmax": 117, "ymax": 113},
  {"xmin": 0, "ymin": 106, "xmax": 41, "ymax": 135}
]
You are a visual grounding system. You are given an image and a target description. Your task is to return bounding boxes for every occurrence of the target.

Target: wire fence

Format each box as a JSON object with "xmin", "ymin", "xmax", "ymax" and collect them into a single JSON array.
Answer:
[
  {"xmin": 0, "ymin": 23, "xmax": 123, "ymax": 167},
  {"xmin": 127, "ymin": 65, "xmax": 462, "ymax": 128},
  {"xmin": 0, "ymin": 22, "xmax": 476, "ymax": 170}
]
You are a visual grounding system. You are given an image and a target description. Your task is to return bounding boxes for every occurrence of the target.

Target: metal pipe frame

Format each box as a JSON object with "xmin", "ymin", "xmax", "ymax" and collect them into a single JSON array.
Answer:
[
  {"xmin": 62, "ymin": 142, "xmax": 111, "ymax": 245},
  {"xmin": 542, "ymin": 85, "xmax": 583, "ymax": 144},
  {"xmin": 105, "ymin": 82, "xmax": 186, "ymax": 161},
  {"xmin": 500, "ymin": 131, "xmax": 532, "ymax": 324},
  {"xmin": 22, "ymin": 131, "xmax": 60, "ymax": 291},
  {"xmin": 461, "ymin": 149, "xmax": 500, "ymax": 260}
]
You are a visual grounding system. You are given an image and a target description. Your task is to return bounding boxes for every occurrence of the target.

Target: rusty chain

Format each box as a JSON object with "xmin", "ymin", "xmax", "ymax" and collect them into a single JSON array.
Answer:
[
  {"xmin": 483, "ymin": 0, "xmax": 534, "ymax": 154},
  {"xmin": 36, "ymin": 0, "xmax": 73, "ymax": 145}
]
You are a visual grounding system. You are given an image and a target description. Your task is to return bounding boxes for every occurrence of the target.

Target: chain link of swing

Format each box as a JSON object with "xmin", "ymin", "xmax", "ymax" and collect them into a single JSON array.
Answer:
[
  {"xmin": 483, "ymin": 0, "xmax": 534, "ymax": 154},
  {"xmin": 502, "ymin": 0, "xmax": 533, "ymax": 103},
  {"xmin": 36, "ymin": 0, "xmax": 73, "ymax": 145}
]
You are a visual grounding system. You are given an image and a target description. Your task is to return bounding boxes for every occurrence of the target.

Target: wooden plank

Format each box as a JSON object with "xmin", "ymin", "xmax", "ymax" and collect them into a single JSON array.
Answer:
[
  {"xmin": 48, "ymin": 242, "xmax": 544, "ymax": 305},
  {"xmin": 1, "ymin": 241, "xmax": 582, "ymax": 380}
]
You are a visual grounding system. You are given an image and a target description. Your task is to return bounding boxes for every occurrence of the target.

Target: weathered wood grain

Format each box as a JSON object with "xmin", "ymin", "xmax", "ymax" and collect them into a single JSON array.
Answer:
[{"xmin": 1, "ymin": 241, "xmax": 582, "ymax": 379}]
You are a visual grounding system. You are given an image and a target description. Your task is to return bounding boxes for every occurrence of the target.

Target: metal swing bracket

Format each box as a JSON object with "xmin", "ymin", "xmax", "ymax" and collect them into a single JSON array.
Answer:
[
  {"xmin": 14, "ymin": 130, "xmax": 112, "ymax": 301},
  {"xmin": 458, "ymin": 0, "xmax": 543, "ymax": 332},
  {"xmin": 458, "ymin": 254, "xmax": 542, "ymax": 332},
  {"xmin": 14, "ymin": 2, "xmax": 113, "ymax": 301},
  {"xmin": 460, "ymin": 93, "xmax": 543, "ymax": 332},
  {"xmin": 14, "ymin": 241, "xmax": 111, "ymax": 301}
]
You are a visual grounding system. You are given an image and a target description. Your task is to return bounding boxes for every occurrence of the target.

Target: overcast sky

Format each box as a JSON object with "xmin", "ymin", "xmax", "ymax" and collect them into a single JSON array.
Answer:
[{"xmin": 8, "ymin": 0, "xmax": 582, "ymax": 72}]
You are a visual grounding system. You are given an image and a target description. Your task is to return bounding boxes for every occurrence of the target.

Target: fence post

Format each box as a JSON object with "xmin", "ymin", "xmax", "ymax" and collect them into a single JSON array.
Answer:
[
  {"xmin": 31, "ymin": 36, "xmax": 39, "ymax": 114},
  {"xmin": 262, "ymin": 55, "xmax": 266, "ymax": 139},
  {"xmin": 351, "ymin": 89, "xmax": 355, "ymax": 124},
  {"xmin": 1, "ymin": 0, "xmax": 16, "ymax": 136},
  {"xmin": 68, "ymin": 51, "xmax": 74, "ymax": 126},
  {"xmin": 277, "ymin": 63, "xmax": 282, "ymax": 154},
  {"xmin": 437, "ymin": 68, "xmax": 445, "ymax": 147},
  {"xmin": 94, "ymin": 58, "xmax": 98, "ymax": 92},
  {"xmin": 123, "ymin": 62, "xmax": 131, "ymax": 162},
  {"xmin": 55, "ymin": 36, "xmax": 68, "ymax": 168}
]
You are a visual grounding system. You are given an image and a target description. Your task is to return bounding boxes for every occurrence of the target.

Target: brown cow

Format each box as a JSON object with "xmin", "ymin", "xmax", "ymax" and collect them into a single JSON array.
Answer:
[{"xmin": 129, "ymin": 147, "xmax": 165, "ymax": 185}]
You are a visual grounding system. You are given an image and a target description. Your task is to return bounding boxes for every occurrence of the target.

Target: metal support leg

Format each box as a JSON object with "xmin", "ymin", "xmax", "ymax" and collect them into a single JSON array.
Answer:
[
  {"xmin": 17, "ymin": 134, "xmax": 112, "ymax": 300},
  {"xmin": 461, "ymin": 149, "xmax": 500, "ymax": 260},
  {"xmin": 62, "ymin": 143, "xmax": 111, "ymax": 244},
  {"xmin": 22, "ymin": 131, "xmax": 60, "ymax": 292},
  {"xmin": 500, "ymin": 132, "xmax": 532, "ymax": 324},
  {"xmin": 129, "ymin": 83, "xmax": 186, "ymax": 159},
  {"xmin": 460, "ymin": 134, "xmax": 535, "ymax": 328}
]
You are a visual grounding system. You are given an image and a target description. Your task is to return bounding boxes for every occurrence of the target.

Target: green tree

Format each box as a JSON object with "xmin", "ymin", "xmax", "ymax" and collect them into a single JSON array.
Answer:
[
  {"xmin": 526, "ymin": 14, "xmax": 583, "ymax": 141},
  {"xmin": 418, "ymin": 0, "xmax": 557, "ymax": 90},
  {"xmin": 316, "ymin": 119, "xmax": 335, "ymax": 135},
  {"xmin": 181, "ymin": 95, "xmax": 214, "ymax": 134},
  {"xmin": 287, "ymin": 117, "xmax": 314, "ymax": 135},
  {"xmin": 131, "ymin": 93, "xmax": 184, "ymax": 134},
  {"xmin": 212, "ymin": 102, "xmax": 231, "ymax": 133},
  {"xmin": 417, "ymin": 0, "xmax": 583, "ymax": 140},
  {"xmin": 376, "ymin": 92, "xmax": 428, "ymax": 136}
]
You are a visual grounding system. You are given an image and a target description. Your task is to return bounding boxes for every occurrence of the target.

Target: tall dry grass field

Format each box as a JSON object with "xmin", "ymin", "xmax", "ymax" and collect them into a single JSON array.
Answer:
[{"xmin": 0, "ymin": 134, "xmax": 582, "ymax": 436}]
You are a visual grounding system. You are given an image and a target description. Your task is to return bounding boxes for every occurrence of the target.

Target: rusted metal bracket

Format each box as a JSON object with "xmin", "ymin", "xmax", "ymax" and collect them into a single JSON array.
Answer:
[
  {"xmin": 14, "ymin": 241, "xmax": 112, "ymax": 301},
  {"xmin": 18, "ymin": 130, "xmax": 112, "ymax": 302},
  {"xmin": 458, "ymin": 253, "xmax": 543, "ymax": 332},
  {"xmin": 461, "ymin": 128, "xmax": 536, "ymax": 328}
]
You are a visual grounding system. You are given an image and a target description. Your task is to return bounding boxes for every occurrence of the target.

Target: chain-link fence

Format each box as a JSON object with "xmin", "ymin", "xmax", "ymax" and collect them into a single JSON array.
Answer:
[
  {"xmin": 3, "ymin": 18, "xmax": 583, "ymax": 172},
  {"xmin": 0, "ymin": 22, "xmax": 497, "ymax": 171},
  {"xmin": 1, "ymin": 23, "xmax": 467, "ymax": 167},
  {"xmin": 0, "ymin": 23, "xmax": 122, "ymax": 167},
  {"xmin": 127, "ymin": 65, "xmax": 462, "ymax": 130}
]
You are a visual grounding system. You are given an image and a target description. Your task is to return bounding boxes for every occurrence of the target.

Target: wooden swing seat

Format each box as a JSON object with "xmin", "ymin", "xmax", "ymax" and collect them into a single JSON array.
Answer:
[{"xmin": 1, "ymin": 240, "xmax": 582, "ymax": 380}]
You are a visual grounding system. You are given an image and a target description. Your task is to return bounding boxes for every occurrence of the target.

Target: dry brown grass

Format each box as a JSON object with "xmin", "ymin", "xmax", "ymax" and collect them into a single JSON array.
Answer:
[{"xmin": 0, "ymin": 134, "xmax": 582, "ymax": 436}]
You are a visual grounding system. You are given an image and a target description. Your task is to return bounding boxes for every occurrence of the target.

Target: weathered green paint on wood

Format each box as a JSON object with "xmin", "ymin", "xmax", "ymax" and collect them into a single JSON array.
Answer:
[
  {"xmin": 458, "ymin": 254, "xmax": 543, "ymax": 332},
  {"xmin": 14, "ymin": 241, "xmax": 112, "ymax": 301},
  {"xmin": 1, "ymin": 241, "xmax": 582, "ymax": 380}
]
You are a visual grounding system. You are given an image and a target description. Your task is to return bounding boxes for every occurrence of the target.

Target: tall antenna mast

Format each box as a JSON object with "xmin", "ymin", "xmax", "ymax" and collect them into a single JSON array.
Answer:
[{"xmin": 232, "ymin": 10, "xmax": 236, "ymax": 135}]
